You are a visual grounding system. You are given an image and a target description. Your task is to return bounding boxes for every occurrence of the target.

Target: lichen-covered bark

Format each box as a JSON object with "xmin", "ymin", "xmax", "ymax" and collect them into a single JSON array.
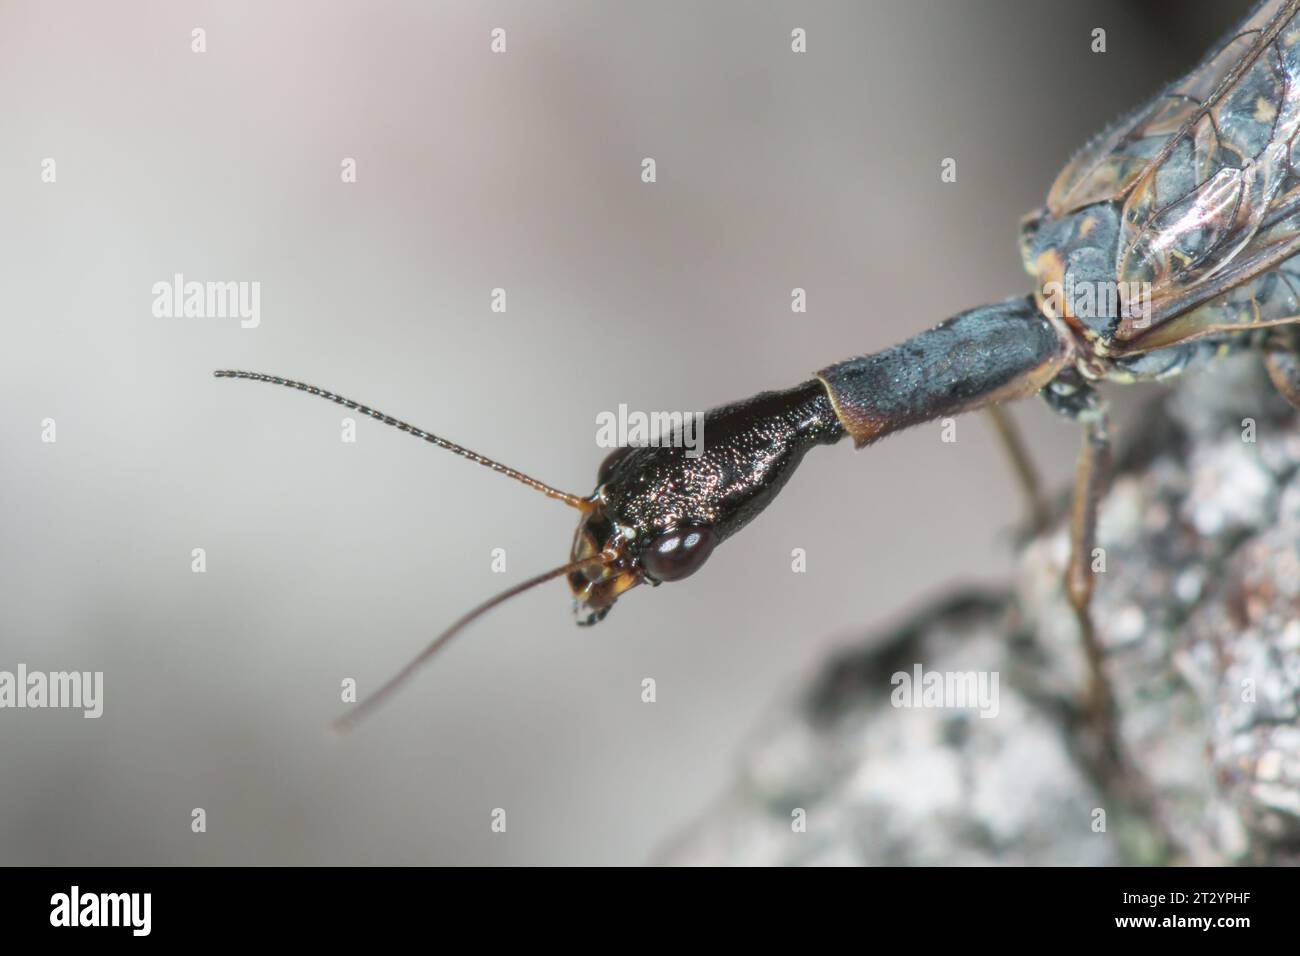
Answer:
[{"xmin": 658, "ymin": 357, "xmax": 1300, "ymax": 865}]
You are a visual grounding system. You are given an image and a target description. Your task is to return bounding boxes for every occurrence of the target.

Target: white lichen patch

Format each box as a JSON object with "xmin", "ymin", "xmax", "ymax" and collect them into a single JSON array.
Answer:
[{"xmin": 1182, "ymin": 441, "xmax": 1274, "ymax": 537}]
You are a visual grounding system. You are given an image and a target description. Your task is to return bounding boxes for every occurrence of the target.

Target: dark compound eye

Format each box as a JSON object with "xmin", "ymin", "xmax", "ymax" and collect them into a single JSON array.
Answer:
[
  {"xmin": 641, "ymin": 526, "xmax": 717, "ymax": 582},
  {"xmin": 597, "ymin": 445, "xmax": 636, "ymax": 486}
]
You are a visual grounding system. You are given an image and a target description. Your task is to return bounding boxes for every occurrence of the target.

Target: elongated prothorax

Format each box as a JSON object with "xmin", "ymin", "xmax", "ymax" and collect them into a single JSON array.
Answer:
[{"xmin": 816, "ymin": 297, "xmax": 1069, "ymax": 447}]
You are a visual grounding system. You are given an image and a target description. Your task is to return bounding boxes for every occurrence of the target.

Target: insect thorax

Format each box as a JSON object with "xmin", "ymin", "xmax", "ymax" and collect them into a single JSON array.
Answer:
[
  {"xmin": 1022, "ymin": 201, "xmax": 1137, "ymax": 347},
  {"xmin": 1023, "ymin": 193, "xmax": 1297, "ymax": 385}
]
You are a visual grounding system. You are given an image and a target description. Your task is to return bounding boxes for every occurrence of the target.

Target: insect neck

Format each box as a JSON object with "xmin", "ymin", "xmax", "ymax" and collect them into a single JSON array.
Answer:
[{"xmin": 815, "ymin": 296, "xmax": 1069, "ymax": 447}]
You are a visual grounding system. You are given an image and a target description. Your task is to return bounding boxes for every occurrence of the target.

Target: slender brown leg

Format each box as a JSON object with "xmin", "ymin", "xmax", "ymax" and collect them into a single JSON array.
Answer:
[
  {"xmin": 1065, "ymin": 408, "xmax": 1119, "ymax": 765},
  {"xmin": 984, "ymin": 404, "xmax": 1050, "ymax": 532},
  {"xmin": 1047, "ymin": 373, "xmax": 1175, "ymax": 854}
]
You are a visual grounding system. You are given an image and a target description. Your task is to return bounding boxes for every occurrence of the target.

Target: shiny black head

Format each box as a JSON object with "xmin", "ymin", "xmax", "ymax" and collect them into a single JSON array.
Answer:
[
  {"xmin": 215, "ymin": 369, "xmax": 844, "ymax": 730},
  {"xmin": 568, "ymin": 380, "xmax": 843, "ymax": 624}
]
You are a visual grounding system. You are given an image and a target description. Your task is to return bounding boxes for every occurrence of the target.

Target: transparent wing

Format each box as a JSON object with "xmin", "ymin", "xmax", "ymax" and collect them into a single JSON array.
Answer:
[
  {"xmin": 1047, "ymin": 0, "xmax": 1295, "ymax": 215},
  {"xmin": 1112, "ymin": 251, "xmax": 1300, "ymax": 353},
  {"xmin": 1044, "ymin": 0, "xmax": 1300, "ymax": 345}
]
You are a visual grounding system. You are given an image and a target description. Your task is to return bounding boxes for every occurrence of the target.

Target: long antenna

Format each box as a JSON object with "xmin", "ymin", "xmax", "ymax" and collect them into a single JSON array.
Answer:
[
  {"xmin": 332, "ymin": 555, "xmax": 606, "ymax": 733},
  {"xmin": 214, "ymin": 370, "xmax": 593, "ymax": 511}
]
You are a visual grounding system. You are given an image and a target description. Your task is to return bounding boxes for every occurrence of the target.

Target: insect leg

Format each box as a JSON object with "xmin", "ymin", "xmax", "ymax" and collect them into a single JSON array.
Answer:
[
  {"xmin": 1067, "ymin": 408, "xmax": 1115, "ymax": 742},
  {"xmin": 1046, "ymin": 373, "xmax": 1181, "ymax": 852},
  {"xmin": 983, "ymin": 404, "xmax": 1050, "ymax": 533},
  {"xmin": 1043, "ymin": 371, "xmax": 1119, "ymax": 760}
]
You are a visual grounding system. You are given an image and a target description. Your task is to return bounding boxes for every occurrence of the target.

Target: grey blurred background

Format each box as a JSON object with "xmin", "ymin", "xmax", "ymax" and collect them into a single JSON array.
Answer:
[{"xmin": 0, "ymin": 0, "xmax": 1249, "ymax": 864}]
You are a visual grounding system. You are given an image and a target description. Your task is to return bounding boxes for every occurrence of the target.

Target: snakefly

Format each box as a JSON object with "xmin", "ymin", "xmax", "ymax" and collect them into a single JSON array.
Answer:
[{"xmin": 218, "ymin": 0, "xmax": 1300, "ymax": 738}]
